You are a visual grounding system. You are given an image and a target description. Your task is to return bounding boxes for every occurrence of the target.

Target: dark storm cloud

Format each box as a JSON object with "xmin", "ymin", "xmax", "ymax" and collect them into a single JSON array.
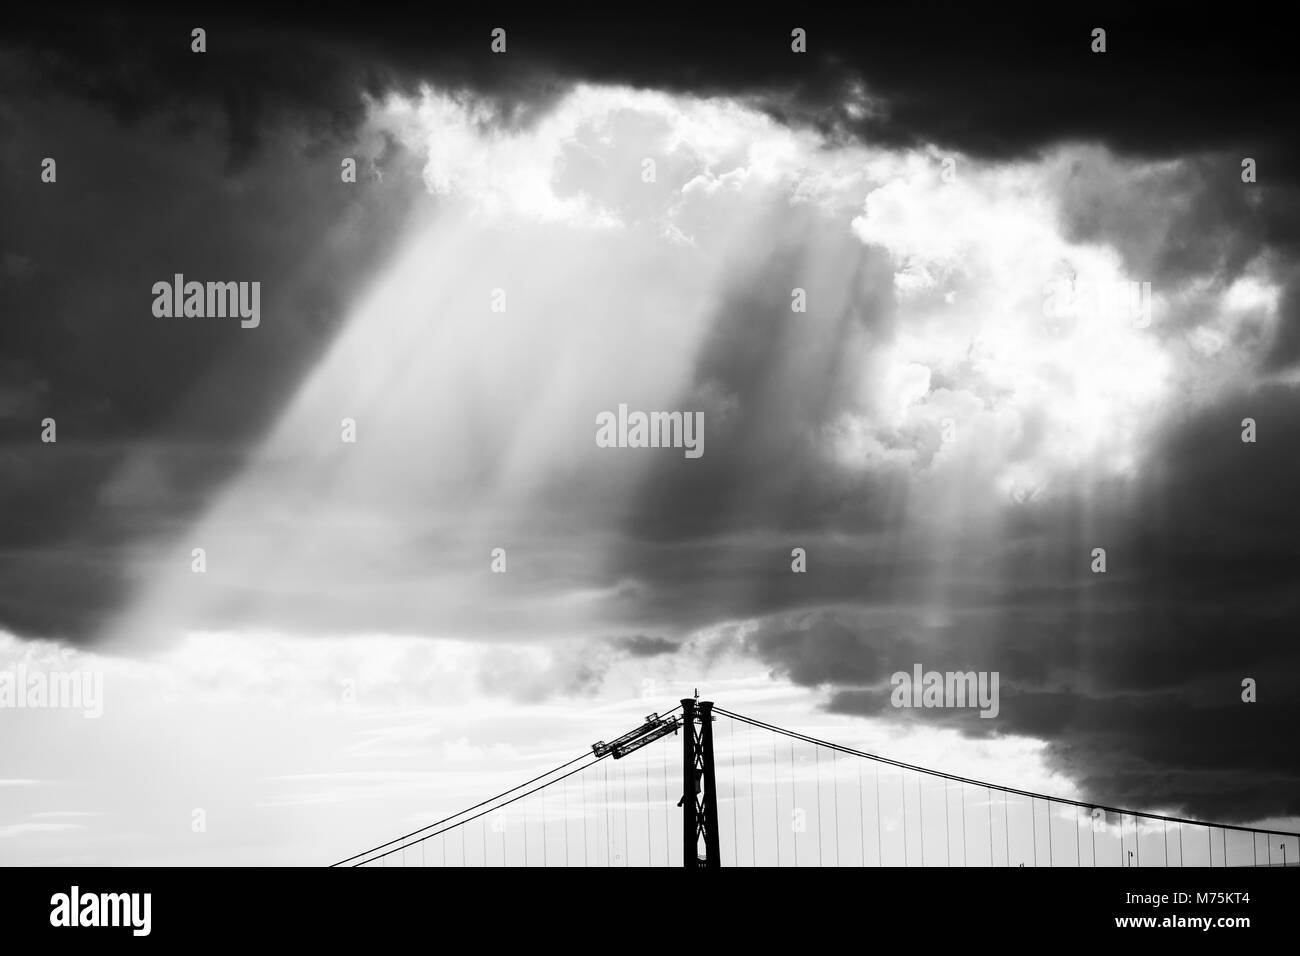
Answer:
[
  {"xmin": 738, "ymin": 385, "xmax": 1300, "ymax": 822},
  {"xmin": 11, "ymin": 3, "xmax": 1300, "ymax": 169},
  {"xmin": 0, "ymin": 45, "xmax": 431, "ymax": 640},
  {"xmin": 22, "ymin": 1, "xmax": 1297, "ymax": 382}
]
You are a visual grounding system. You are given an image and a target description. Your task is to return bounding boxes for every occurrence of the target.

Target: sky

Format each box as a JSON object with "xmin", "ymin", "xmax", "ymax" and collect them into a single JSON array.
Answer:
[{"xmin": 2, "ymin": 3, "xmax": 1299, "ymax": 865}]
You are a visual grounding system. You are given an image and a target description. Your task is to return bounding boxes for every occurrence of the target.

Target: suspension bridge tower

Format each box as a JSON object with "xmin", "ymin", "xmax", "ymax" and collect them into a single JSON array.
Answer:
[{"xmin": 681, "ymin": 697, "xmax": 721, "ymax": 867}]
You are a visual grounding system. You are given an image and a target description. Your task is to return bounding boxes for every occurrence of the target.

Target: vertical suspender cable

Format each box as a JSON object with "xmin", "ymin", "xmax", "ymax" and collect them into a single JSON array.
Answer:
[
  {"xmin": 729, "ymin": 718, "xmax": 738, "ymax": 866},
  {"xmin": 858, "ymin": 758, "xmax": 865, "ymax": 866},
  {"xmin": 602, "ymin": 762, "xmax": 610, "ymax": 866},
  {"xmin": 747, "ymin": 721, "xmax": 757, "ymax": 866},
  {"xmin": 1047, "ymin": 799, "xmax": 1053, "ymax": 866},
  {"xmin": 772, "ymin": 739, "xmax": 781, "ymax": 867},
  {"xmin": 987, "ymin": 786, "xmax": 993, "ymax": 867},
  {"xmin": 790, "ymin": 741, "xmax": 799, "ymax": 866},
  {"xmin": 918, "ymin": 772, "xmax": 925, "ymax": 865},
  {"xmin": 581, "ymin": 763, "xmax": 589, "ymax": 868},
  {"xmin": 1031, "ymin": 796, "xmax": 1038, "ymax": 866},
  {"xmin": 1003, "ymin": 790, "xmax": 1010, "ymax": 866},
  {"xmin": 901, "ymin": 768, "xmax": 909, "ymax": 867},
  {"xmin": 815, "ymin": 746, "xmax": 824, "ymax": 867},
  {"xmin": 661, "ymin": 739, "xmax": 669, "ymax": 866},
  {"xmin": 832, "ymin": 751, "xmax": 841, "ymax": 867},
  {"xmin": 945, "ymin": 779, "xmax": 951, "ymax": 866},
  {"xmin": 644, "ymin": 749, "xmax": 651, "ymax": 867},
  {"xmin": 960, "ymin": 783, "xmax": 967, "ymax": 867},
  {"xmin": 875, "ymin": 762, "xmax": 883, "ymax": 867},
  {"xmin": 1075, "ymin": 804, "xmax": 1080, "ymax": 866}
]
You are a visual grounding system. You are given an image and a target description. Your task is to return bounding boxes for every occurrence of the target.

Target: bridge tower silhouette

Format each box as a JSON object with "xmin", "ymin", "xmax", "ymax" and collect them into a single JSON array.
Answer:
[{"xmin": 681, "ymin": 697, "xmax": 721, "ymax": 867}]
